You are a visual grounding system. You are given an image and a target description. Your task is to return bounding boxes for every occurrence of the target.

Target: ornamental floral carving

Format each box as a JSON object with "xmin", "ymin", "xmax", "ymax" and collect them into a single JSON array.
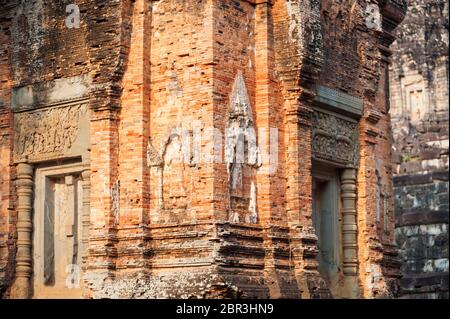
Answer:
[
  {"xmin": 14, "ymin": 102, "xmax": 88, "ymax": 162},
  {"xmin": 312, "ymin": 110, "xmax": 359, "ymax": 166}
]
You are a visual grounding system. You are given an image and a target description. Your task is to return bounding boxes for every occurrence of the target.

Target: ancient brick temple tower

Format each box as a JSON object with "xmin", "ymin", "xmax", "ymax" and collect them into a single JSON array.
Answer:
[{"xmin": 0, "ymin": 0, "xmax": 406, "ymax": 299}]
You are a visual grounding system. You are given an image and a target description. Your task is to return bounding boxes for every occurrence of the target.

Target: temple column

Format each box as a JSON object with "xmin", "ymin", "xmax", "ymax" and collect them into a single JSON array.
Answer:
[
  {"xmin": 80, "ymin": 170, "xmax": 90, "ymax": 271},
  {"xmin": 341, "ymin": 168, "xmax": 358, "ymax": 276},
  {"xmin": 80, "ymin": 169, "xmax": 90, "ymax": 296},
  {"xmin": 10, "ymin": 163, "xmax": 33, "ymax": 299},
  {"xmin": 341, "ymin": 168, "xmax": 358, "ymax": 298}
]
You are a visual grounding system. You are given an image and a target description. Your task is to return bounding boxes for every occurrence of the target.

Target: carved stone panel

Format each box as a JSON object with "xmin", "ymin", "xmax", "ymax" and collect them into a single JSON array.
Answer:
[
  {"xmin": 13, "ymin": 101, "xmax": 90, "ymax": 163},
  {"xmin": 312, "ymin": 110, "xmax": 359, "ymax": 167}
]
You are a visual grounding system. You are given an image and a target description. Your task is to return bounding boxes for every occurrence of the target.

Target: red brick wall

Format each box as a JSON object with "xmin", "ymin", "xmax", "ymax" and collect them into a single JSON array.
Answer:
[
  {"xmin": 0, "ymin": 4, "xmax": 15, "ymax": 296},
  {"xmin": 0, "ymin": 0, "xmax": 406, "ymax": 299}
]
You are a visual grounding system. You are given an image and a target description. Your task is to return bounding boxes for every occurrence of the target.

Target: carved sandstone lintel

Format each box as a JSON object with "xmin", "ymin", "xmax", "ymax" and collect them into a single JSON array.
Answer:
[
  {"xmin": 10, "ymin": 163, "xmax": 33, "ymax": 299},
  {"xmin": 311, "ymin": 111, "xmax": 359, "ymax": 166},
  {"xmin": 13, "ymin": 101, "xmax": 89, "ymax": 163},
  {"xmin": 341, "ymin": 169, "xmax": 358, "ymax": 276}
]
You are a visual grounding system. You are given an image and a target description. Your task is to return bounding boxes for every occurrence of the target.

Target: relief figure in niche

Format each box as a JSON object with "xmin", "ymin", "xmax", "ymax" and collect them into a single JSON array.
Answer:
[
  {"xmin": 147, "ymin": 140, "xmax": 163, "ymax": 212},
  {"xmin": 409, "ymin": 88, "xmax": 424, "ymax": 123},
  {"xmin": 225, "ymin": 72, "xmax": 261, "ymax": 224},
  {"xmin": 162, "ymin": 134, "xmax": 187, "ymax": 211},
  {"xmin": 147, "ymin": 129, "xmax": 194, "ymax": 223},
  {"xmin": 375, "ymin": 170, "xmax": 389, "ymax": 236}
]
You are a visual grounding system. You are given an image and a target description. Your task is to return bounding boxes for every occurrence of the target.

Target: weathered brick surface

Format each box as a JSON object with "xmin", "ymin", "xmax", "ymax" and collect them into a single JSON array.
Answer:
[
  {"xmin": 0, "ymin": 0, "xmax": 406, "ymax": 298},
  {"xmin": 0, "ymin": 1, "xmax": 16, "ymax": 297}
]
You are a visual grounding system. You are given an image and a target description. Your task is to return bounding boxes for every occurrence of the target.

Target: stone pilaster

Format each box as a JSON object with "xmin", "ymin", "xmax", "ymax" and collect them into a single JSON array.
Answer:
[
  {"xmin": 10, "ymin": 163, "xmax": 33, "ymax": 299},
  {"xmin": 341, "ymin": 169, "xmax": 358, "ymax": 276},
  {"xmin": 341, "ymin": 168, "xmax": 359, "ymax": 298},
  {"xmin": 80, "ymin": 170, "xmax": 90, "ymax": 269}
]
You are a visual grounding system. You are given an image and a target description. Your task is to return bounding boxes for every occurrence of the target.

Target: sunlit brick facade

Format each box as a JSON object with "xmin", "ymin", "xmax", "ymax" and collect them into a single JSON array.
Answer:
[{"xmin": 0, "ymin": 0, "xmax": 406, "ymax": 299}]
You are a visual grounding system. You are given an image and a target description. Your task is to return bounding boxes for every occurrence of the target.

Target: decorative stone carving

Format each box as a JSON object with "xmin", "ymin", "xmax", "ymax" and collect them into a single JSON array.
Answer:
[
  {"xmin": 10, "ymin": 163, "xmax": 33, "ymax": 299},
  {"xmin": 14, "ymin": 101, "xmax": 89, "ymax": 163},
  {"xmin": 80, "ymin": 170, "xmax": 90, "ymax": 273},
  {"xmin": 341, "ymin": 169, "xmax": 358, "ymax": 276},
  {"xmin": 225, "ymin": 72, "xmax": 261, "ymax": 224},
  {"xmin": 312, "ymin": 110, "xmax": 359, "ymax": 166},
  {"xmin": 147, "ymin": 140, "xmax": 163, "ymax": 167}
]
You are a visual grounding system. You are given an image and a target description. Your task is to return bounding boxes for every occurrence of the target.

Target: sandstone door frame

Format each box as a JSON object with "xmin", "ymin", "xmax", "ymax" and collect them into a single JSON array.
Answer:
[
  {"xmin": 10, "ymin": 92, "xmax": 91, "ymax": 298},
  {"xmin": 312, "ymin": 164, "xmax": 342, "ymax": 295},
  {"xmin": 311, "ymin": 160, "xmax": 359, "ymax": 298},
  {"xmin": 311, "ymin": 85, "xmax": 362, "ymax": 298},
  {"xmin": 32, "ymin": 162, "xmax": 90, "ymax": 299}
]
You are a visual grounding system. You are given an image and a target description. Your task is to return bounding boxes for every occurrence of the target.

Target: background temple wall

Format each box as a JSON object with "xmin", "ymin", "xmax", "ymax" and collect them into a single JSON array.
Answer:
[{"xmin": 389, "ymin": 0, "xmax": 449, "ymax": 299}]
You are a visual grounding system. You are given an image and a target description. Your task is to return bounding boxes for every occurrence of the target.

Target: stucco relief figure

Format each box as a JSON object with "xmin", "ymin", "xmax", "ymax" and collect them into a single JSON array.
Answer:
[
  {"xmin": 162, "ymin": 134, "xmax": 188, "ymax": 211},
  {"xmin": 375, "ymin": 170, "xmax": 389, "ymax": 235},
  {"xmin": 225, "ymin": 72, "xmax": 261, "ymax": 224},
  {"xmin": 148, "ymin": 130, "xmax": 194, "ymax": 223},
  {"xmin": 147, "ymin": 140, "xmax": 164, "ymax": 212}
]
